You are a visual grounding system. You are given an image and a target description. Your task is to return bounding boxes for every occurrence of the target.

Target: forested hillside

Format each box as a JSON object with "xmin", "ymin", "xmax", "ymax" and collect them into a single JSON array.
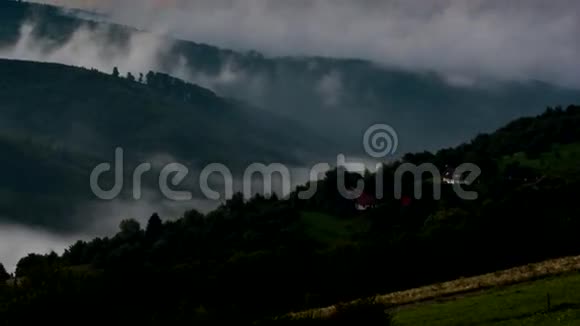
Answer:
[
  {"xmin": 2, "ymin": 105, "xmax": 579, "ymax": 324},
  {"xmin": 0, "ymin": 59, "xmax": 330, "ymax": 231}
]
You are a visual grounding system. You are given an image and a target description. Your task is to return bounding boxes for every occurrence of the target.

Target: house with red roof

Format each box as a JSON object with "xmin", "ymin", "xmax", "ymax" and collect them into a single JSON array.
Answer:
[{"xmin": 355, "ymin": 192, "xmax": 377, "ymax": 211}]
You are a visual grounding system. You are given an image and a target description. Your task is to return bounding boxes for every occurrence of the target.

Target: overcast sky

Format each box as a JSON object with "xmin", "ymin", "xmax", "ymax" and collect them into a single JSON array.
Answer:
[{"xmin": 33, "ymin": 0, "xmax": 580, "ymax": 88}]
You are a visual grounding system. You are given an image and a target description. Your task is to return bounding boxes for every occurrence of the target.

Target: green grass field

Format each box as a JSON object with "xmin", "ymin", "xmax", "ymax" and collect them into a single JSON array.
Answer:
[{"xmin": 392, "ymin": 272, "xmax": 580, "ymax": 325}]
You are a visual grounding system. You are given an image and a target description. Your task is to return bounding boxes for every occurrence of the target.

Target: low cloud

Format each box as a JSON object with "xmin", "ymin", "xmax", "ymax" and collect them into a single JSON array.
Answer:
[
  {"xmin": 0, "ymin": 195, "xmax": 219, "ymax": 273},
  {"xmin": 0, "ymin": 222, "xmax": 88, "ymax": 273},
  {"xmin": 33, "ymin": 0, "xmax": 580, "ymax": 88},
  {"xmin": 0, "ymin": 22, "xmax": 171, "ymax": 76},
  {"xmin": 0, "ymin": 20, "xmax": 248, "ymax": 92},
  {"xmin": 316, "ymin": 71, "xmax": 344, "ymax": 108}
]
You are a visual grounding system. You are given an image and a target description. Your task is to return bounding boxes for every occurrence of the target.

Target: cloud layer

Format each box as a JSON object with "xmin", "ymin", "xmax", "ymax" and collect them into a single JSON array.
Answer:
[
  {"xmin": 35, "ymin": 0, "xmax": 580, "ymax": 88},
  {"xmin": 0, "ymin": 21, "xmax": 251, "ymax": 95},
  {"xmin": 0, "ymin": 22, "xmax": 171, "ymax": 77},
  {"xmin": 0, "ymin": 222, "xmax": 87, "ymax": 273}
]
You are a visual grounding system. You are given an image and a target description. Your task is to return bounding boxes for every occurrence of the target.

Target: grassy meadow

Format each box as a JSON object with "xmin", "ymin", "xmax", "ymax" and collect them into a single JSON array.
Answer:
[
  {"xmin": 393, "ymin": 272, "xmax": 580, "ymax": 325},
  {"xmin": 284, "ymin": 256, "xmax": 580, "ymax": 325}
]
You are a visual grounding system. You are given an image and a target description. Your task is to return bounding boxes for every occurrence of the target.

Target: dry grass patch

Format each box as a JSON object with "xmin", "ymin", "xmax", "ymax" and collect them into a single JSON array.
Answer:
[{"xmin": 288, "ymin": 255, "xmax": 580, "ymax": 320}]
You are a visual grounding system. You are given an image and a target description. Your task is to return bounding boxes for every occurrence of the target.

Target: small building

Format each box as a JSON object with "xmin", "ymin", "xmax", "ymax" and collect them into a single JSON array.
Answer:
[
  {"xmin": 442, "ymin": 167, "xmax": 471, "ymax": 185},
  {"xmin": 355, "ymin": 192, "xmax": 377, "ymax": 211}
]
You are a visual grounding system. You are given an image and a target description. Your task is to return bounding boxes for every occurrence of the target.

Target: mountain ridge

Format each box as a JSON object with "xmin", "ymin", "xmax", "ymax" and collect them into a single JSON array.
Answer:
[{"xmin": 3, "ymin": 0, "xmax": 580, "ymax": 157}]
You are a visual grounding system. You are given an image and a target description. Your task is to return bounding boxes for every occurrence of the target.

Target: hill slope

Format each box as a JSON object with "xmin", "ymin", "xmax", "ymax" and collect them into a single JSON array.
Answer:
[
  {"xmin": 0, "ymin": 59, "xmax": 330, "ymax": 232},
  {"xmin": 2, "ymin": 0, "xmax": 580, "ymax": 156},
  {"xmin": 1, "ymin": 106, "xmax": 580, "ymax": 324}
]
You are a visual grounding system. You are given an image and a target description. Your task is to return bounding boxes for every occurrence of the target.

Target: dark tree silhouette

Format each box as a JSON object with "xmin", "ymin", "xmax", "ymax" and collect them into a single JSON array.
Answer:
[
  {"xmin": 146, "ymin": 213, "xmax": 163, "ymax": 241},
  {"xmin": 0, "ymin": 262, "xmax": 10, "ymax": 283},
  {"xmin": 119, "ymin": 219, "xmax": 141, "ymax": 239}
]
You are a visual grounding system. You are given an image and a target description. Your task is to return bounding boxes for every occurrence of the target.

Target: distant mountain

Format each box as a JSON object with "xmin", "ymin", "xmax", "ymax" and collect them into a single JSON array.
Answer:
[
  {"xmin": 0, "ymin": 59, "xmax": 331, "ymax": 232},
  {"xmin": 2, "ymin": 0, "xmax": 580, "ymax": 156}
]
